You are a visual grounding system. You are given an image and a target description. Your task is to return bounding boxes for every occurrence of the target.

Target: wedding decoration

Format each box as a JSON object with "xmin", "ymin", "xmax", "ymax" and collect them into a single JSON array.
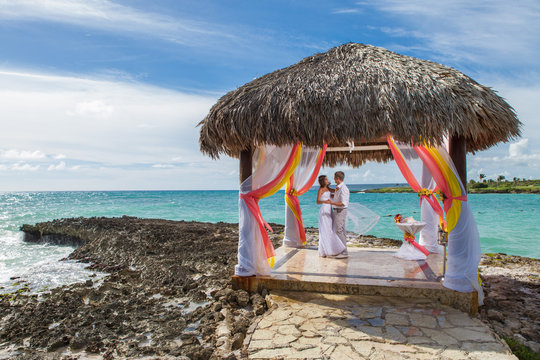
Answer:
[
  {"xmin": 415, "ymin": 144, "xmax": 483, "ymax": 304},
  {"xmin": 394, "ymin": 216, "xmax": 430, "ymax": 260},
  {"xmin": 236, "ymin": 143, "xmax": 302, "ymax": 276},
  {"xmin": 284, "ymin": 145, "xmax": 327, "ymax": 247},
  {"xmin": 387, "ymin": 136, "xmax": 446, "ymax": 234},
  {"xmin": 388, "ymin": 136, "xmax": 483, "ymax": 303}
]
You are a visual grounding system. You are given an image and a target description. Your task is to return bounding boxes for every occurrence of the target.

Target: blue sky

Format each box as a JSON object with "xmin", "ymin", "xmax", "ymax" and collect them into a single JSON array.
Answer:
[{"xmin": 0, "ymin": 0, "xmax": 539, "ymax": 190}]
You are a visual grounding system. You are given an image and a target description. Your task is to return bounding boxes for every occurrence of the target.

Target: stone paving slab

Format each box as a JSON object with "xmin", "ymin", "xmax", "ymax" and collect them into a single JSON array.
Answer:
[{"xmin": 246, "ymin": 291, "xmax": 516, "ymax": 359}]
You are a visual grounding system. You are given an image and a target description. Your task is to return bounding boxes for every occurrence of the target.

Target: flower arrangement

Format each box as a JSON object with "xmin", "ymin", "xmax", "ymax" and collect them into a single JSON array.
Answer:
[
  {"xmin": 394, "ymin": 214, "xmax": 403, "ymax": 223},
  {"xmin": 404, "ymin": 232, "xmax": 415, "ymax": 241},
  {"xmin": 434, "ymin": 189, "xmax": 446, "ymax": 202},
  {"xmin": 417, "ymin": 188, "xmax": 432, "ymax": 197}
]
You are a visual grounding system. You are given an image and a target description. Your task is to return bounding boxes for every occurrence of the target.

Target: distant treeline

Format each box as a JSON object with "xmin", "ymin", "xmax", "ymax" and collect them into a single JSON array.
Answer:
[
  {"xmin": 467, "ymin": 177, "xmax": 540, "ymax": 194},
  {"xmin": 364, "ymin": 178, "xmax": 540, "ymax": 194}
]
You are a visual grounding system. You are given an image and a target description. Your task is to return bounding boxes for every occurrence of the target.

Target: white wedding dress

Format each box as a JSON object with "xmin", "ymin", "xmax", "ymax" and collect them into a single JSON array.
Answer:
[{"xmin": 318, "ymin": 191, "xmax": 346, "ymax": 257}]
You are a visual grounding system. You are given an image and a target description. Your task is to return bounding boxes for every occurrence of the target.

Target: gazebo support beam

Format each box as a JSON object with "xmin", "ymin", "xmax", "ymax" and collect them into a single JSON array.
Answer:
[
  {"xmin": 239, "ymin": 149, "xmax": 252, "ymax": 184},
  {"xmin": 449, "ymin": 135, "xmax": 467, "ymax": 187},
  {"xmin": 326, "ymin": 145, "xmax": 389, "ymax": 152}
]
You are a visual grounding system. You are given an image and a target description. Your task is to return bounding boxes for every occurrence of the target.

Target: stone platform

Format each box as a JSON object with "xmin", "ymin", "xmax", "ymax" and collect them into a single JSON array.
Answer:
[{"xmin": 232, "ymin": 246, "xmax": 478, "ymax": 314}]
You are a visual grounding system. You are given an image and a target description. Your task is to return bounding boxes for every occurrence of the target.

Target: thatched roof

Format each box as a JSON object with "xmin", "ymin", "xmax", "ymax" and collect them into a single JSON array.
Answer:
[{"xmin": 199, "ymin": 43, "xmax": 520, "ymax": 167}]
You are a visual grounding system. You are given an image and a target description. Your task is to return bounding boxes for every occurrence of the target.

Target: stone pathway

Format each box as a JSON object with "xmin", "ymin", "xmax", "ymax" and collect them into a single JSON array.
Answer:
[{"xmin": 245, "ymin": 291, "xmax": 516, "ymax": 359}]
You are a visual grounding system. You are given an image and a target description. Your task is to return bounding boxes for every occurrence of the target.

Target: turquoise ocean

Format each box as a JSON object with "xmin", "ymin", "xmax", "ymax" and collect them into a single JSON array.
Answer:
[{"xmin": 1, "ymin": 187, "xmax": 538, "ymax": 291}]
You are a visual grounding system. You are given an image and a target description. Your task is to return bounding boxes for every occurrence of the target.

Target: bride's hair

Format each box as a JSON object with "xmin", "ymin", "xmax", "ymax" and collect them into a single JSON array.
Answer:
[{"xmin": 318, "ymin": 175, "xmax": 328, "ymax": 188}]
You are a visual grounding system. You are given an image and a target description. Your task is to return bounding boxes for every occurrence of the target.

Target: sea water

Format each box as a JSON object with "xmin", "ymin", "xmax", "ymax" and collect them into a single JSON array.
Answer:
[{"xmin": 0, "ymin": 189, "xmax": 538, "ymax": 291}]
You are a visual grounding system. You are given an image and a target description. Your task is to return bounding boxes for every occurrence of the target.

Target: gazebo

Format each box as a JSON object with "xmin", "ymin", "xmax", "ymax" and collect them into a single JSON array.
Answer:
[{"xmin": 198, "ymin": 43, "xmax": 520, "ymax": 307}]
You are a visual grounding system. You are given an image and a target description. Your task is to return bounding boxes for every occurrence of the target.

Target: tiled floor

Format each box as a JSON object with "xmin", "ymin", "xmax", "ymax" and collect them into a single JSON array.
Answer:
[{"xmin": 268, "ymin": 246, "xmax": 445, "ymax": 290}]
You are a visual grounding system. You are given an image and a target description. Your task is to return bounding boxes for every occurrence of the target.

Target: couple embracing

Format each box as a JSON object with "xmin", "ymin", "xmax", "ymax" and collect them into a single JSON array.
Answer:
[{"xmin": 317, "ymin": 171, "xmax": 349, "ymax": 259}]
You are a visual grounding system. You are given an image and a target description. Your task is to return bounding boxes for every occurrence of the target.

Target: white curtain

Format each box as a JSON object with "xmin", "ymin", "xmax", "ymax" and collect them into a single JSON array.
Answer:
[
  {"xmin": 435, "ymin": 147, "xmax": 484, "ymax": 304},
  {"xmin": 283, "ymin": 147, "xmax": 321, "ymax": 247},
  {"xmin": 236, "ymin": 144, "xmax": 298, "ymax": 277}
]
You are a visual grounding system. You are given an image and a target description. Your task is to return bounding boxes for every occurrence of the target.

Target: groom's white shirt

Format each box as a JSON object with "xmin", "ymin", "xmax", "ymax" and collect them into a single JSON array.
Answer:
[{"xmin": 333, "ymin": 182, "xmax": 349, "ymax": 209}]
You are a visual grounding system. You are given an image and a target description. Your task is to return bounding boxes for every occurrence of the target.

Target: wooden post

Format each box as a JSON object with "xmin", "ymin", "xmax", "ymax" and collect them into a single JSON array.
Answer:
[
  {"xmin": 449, "ymin": 135, "xmax": 467, "ymax": 188},
  {"xmin": 239, "ymin": 149, "xmax": 252, "ymax": 184},
  {"xmin": 236, "ymin": 149, "xmax": 253, "ymax": 278}
]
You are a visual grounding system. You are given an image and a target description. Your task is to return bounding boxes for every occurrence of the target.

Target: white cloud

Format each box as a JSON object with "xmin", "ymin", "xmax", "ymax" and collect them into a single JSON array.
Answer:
[
  {"xmin": 0, "ymin": 0, "xmax": 238, "ymax": 47},
  {"xmin": 359, "ymin": 0, "xmax": 540, "ymax": 67},
  {"xmin": 332, "ymin": 8, "xmax": 362, "ymax": 14},
  {"xmin": 68, "ymin": 100, "xmax": 113, "ymax": 119},
  {"xmin": 47, "ymin": 161, "xmax": 66, "ymax": 171},
  {"xmin": 468, "ymin": 138, "xmax": 540, "ymax": 182},
  {"xmin": 10, "ymin": 162, "xmax": 40, "ymax": 171},
  {"xmin": 0, "ymin": 68, "xmax": 245, "ymax": 190},
  {"xmin": 0, "ymin": 69, "xmax": 216, "ymax": 163},
  {"xmin": 489, "ymin": 80, "xmax": 540, "ymax": 141},
  {"xmin": 0, "ymin": 149, "xmax": 46, "ymax": 160},
  {"xmin": 362, "ymin": 169, "xmax": 373, "ymax": 181},
  {"xmin": 509, "ymin": 139, "xmax": 529, "ymax": 158}
]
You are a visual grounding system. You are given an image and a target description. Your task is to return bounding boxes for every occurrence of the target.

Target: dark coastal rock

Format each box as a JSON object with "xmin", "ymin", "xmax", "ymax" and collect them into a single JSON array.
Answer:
[
  {"xmin": 20, "ymin": 222, "xmax": 86, "ymax": 247},
  {"xmin": 235, "ymin": 290, "xmax": 250, "ymax": 307},
  {"xmin": 479, "ymin": 253, "xmax": 540, "ymax": 356},
  {"xmin": 1, "ymin": 217, "xmax": 277, "ymax": 359},
  {"xmin": 487, "ymin": 309, "xmax": 504, "ymax": 322}
]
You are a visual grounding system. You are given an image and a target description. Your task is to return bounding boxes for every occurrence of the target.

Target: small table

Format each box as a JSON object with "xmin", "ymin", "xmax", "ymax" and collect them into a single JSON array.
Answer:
[{"xmin": 395, "ymin": 221, "xmax": 430, "ymax": 261}]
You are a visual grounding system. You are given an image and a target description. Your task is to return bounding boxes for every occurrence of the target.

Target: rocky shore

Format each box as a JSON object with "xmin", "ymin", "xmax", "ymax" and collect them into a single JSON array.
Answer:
[
  {"xmin": 0, "ymin": 217, "xmax": 538, "ymax": 359},
  {"xmin": 2, "ymin": 217, "xmax": 277, "ymax": 359}
]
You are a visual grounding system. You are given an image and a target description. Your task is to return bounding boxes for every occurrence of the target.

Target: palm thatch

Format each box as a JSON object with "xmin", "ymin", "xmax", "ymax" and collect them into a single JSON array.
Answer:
[{"xmin": 199, "ymin": 43, "xmax": 520, "ymax": 167}]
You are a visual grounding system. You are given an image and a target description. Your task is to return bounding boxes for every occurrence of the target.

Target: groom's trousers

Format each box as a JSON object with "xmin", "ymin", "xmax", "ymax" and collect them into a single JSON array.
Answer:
[{"xmin": 333, "ymin": 208, "xmax": 348, "ymax": 253}]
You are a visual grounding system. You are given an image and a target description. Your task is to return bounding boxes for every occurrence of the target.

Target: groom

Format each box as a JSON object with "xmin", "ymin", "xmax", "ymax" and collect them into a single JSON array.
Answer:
[{"xmin": 330, "ymin": 171, "xmax": 350, "ymax": 258}]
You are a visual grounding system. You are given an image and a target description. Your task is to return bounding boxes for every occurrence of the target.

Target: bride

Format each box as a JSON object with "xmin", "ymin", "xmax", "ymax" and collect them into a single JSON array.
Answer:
[{"xmin": 317, "ymin": 175, "xmax": 347, "ymax": 258}]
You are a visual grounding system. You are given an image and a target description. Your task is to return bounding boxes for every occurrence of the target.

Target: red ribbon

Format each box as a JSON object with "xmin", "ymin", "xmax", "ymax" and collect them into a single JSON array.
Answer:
[
  {"xmin": 419, "ymin": 191, "xmax": 447, "ymax": 230},
  {"xmin": 404, "ymin": 232, "xmax": 430, "ymax": 256},
  {"xmin": 240, "ymin": 194, "xmax": 275, "ymax": 259}
]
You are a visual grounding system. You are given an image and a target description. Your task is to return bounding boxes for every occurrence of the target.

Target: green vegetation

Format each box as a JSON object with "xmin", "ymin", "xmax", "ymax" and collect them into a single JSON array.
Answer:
[
  {"xmin": 504, "ymin": 337, "xmax": 540, "ymax": 360},
  {"xmin": 0, "ymin": 286, "xmax": 30, "ymax": 302},
  {"xmin": 468, "ymin": 178, "xmax": 540, "ymax": 194}
]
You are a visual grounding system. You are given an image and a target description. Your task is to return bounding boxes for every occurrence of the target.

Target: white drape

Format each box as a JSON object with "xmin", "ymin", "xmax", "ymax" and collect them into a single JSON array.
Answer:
[
  {"xmin": 436, "ymin": 148, "xmax": 484, "ymax": 304},
  {"xmin": 283, "ymin": 147, "xmax": 320, "ymax": 247},
  {"xmin": 235, "ymin": 145, "xmax": 297, "ymax": 277}
]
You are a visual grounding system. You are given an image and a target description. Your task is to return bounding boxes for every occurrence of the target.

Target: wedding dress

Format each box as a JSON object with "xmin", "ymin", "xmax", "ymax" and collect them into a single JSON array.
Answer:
[{"xmin": 318, "ymin": 191, "xmax": 346, "ymax": 257}]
